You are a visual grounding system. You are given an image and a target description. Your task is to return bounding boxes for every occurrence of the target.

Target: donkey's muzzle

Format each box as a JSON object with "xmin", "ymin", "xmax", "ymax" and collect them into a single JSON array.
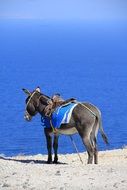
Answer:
[{"xmin": 24, "ymin": 111, "xmax": 32, "ymax": 121}]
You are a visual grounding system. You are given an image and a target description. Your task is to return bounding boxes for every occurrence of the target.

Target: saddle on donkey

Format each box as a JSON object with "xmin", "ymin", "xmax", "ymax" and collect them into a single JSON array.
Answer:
[{"xmin": 41, "ymin": 94, "xmax": 77, "ymax": 129}]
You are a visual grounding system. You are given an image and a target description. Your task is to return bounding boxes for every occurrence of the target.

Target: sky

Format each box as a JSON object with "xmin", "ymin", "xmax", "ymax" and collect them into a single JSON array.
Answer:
[{"xmin": 0, "ymin": 0, "xmax": 127, "ymax": 20}]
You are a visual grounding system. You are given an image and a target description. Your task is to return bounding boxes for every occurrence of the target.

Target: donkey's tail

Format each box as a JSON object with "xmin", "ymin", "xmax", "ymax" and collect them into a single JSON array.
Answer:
[{"xmin": 98, "ymin": 114, "xmax": 109, "ymax": 145}]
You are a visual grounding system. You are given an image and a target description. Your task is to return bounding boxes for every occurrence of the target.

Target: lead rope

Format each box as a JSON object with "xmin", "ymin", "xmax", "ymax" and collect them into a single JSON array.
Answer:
[{"xmin": 49, "ymin": 118, "xmax": 57, "ymax": 134}]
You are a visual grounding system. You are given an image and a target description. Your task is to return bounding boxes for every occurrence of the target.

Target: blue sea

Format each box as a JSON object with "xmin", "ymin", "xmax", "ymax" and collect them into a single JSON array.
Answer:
[{"xmin": 0, "ymin": 20, "xmax": 127, "ymax": 156}]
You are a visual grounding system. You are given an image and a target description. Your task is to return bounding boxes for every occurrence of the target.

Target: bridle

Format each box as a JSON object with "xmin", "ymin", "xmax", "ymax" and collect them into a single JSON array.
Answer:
[{"xmin": 25, "ymin": 91, "xmax": 52, "ymax": 118}]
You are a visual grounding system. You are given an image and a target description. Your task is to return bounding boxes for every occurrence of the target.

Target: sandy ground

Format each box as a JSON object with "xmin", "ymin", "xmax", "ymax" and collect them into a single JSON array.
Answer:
[{"xmin": 0, "ymin": 148, "xmax": 127, "ymax": 190}]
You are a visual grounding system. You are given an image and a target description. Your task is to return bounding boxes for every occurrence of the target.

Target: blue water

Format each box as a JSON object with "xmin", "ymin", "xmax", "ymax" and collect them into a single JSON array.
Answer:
[{"xmin": 0, "ymin": 20, "xmax": 127, "ymax": 156}]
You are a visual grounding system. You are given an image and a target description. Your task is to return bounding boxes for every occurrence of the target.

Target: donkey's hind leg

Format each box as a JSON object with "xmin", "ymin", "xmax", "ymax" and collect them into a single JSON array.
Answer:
[
  {"xmin": 77, "ymin": 123, "xmax": 95, "ymax": 164},
  {"xmin": 94, "ymin": 140, "xmax": 98, "ymax": 164},
  {"xmin": 82, "ymin": 135, "xmax": 94, "ymax": 164},
  {"xmin": 90, "ymin": 117, "xmax": 99, "ymax": 164},
  {"xmin": 90, "ymin": 135, "xmax": 98, "ymax": 164},
  {"xmin": 53, "ymin": 135, "xmax": 59, "ymax": 163}
]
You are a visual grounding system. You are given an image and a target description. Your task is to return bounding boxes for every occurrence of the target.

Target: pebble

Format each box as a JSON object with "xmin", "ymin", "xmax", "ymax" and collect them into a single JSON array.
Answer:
[
  {"xmin": 2, "ymin": 183, "xmax": 10, "ymax": 188},
  {"xmin": 55, "ymin": 170, "xmax": 61, "ymax": 176}
]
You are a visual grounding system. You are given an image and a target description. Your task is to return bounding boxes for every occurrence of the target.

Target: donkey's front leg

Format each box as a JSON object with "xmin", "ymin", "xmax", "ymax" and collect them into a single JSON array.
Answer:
[
  {"xmin": 44, "ymin": 128, "xmax": 52, "ymax": 164},
  {"xmin": 53, "ymin": 135, "xmax": 59, "ymax": 163}
]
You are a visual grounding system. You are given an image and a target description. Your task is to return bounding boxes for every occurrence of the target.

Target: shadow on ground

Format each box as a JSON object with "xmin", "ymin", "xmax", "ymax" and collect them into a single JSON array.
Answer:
[{"xmin": 0, "ymin": 156, "xmax": 67, "ymax": 165}]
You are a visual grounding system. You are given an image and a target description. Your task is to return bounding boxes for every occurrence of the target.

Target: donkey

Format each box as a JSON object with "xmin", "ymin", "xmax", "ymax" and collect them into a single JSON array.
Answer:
[{"xmin": 23, "ymin": 87, "xmax": 109, "ymax": 164}]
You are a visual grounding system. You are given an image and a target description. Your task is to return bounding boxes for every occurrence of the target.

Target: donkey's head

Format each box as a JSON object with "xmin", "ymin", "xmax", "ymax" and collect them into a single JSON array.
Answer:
[
  {"xmin": 23, "ymin": 87, "xmax": 42, "ymax": 121},
  {"xmin": 23, "ymin": 87, "xmax": 52, "ymax": 121}
]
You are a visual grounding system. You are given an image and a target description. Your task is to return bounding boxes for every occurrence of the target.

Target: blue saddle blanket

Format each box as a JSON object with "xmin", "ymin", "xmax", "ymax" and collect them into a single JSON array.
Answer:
[{"xmin": 41, "ymin": 103, "xmax": 77, "ymax": 128}]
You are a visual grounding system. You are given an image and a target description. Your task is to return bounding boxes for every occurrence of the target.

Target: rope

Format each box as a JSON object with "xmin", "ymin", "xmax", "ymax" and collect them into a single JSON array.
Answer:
[
  {"xmin": 49, "ymin": 119, "xmax": 57, "ymax": 134},
  {"xmin": 77, "ymin": 102, "xmax": 96, "ymax": 117}
]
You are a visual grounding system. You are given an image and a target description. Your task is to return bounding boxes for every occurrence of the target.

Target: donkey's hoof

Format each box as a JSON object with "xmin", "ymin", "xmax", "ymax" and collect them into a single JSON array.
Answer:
[
  {"xmin": 53, "ymin": 160, "xmax": 58, "ymax": 164},
  {"xmin": 47, "ymin": 161, "xmax": 52, "ymax": 164},
  {"xmin": 47, "ymin": 159, "xmax": 52, "ymax": 164},
  {"xmin": 53, "ymin": 158, "xmax": 58, "ymax": 164}
]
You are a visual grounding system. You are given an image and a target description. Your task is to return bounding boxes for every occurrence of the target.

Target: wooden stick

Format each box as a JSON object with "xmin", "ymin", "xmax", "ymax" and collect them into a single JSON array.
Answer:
[{"xmin": 69, "ymin": 135, "xmax": 83, "ymax": 164}]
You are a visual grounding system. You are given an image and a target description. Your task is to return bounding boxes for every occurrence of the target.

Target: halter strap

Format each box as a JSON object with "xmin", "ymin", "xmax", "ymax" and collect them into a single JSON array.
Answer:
[{"xmin": 26, "ymin": 91, "xmax": 37, "ymax": 109}]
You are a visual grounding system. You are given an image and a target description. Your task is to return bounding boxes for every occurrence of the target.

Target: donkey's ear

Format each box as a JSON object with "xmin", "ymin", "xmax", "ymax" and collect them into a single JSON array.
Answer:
[
  {"xmin": 22, "ymin": 88, "xmax": 31, "ymax": 96},
  {"xmin": 35, "ymin": 87, "xmax": 41, "ymax": 93}
]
